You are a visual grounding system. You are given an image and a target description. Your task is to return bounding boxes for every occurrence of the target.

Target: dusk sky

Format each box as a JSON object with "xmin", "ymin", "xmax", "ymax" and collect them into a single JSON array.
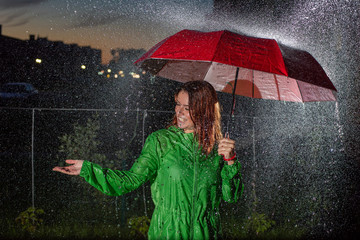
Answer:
[
  {"xmin": 1, "ymin": 0, "xmax": 358, "ymax": 71},
  {"xmin": 0, "ymin": 0, "xmax": 214, "ymax": 64}
]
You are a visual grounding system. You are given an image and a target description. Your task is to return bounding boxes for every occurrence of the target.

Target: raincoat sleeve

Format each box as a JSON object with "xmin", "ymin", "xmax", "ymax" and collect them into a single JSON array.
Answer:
[
  {"xmin": 79, "ymin": 133, "xmax": 160, "ymax": 196},
  {"xmin": 221, "ymin": 160, "xmax": 244, "ymax": 203}
]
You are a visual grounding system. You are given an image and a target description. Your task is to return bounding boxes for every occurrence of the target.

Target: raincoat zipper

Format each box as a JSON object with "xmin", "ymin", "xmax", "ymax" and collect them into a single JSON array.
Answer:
[{"xmin": 190, "ymin": 146, "xmax": 199, "ymax": 240}]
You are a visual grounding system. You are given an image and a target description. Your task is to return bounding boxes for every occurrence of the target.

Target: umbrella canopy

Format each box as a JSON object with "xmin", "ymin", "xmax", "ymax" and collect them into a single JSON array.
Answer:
[{"xmin": 135, "ymin": 29, "xmax": 337, "ymax": 102}]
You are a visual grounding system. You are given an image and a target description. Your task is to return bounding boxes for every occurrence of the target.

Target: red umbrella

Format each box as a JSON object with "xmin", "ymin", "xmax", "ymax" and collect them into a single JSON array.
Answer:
[
  {"xmin": 135, "ymin": 29, "xmax": 337, "ymax": 130},
  {"xmin": 135, "ymin": 29, "xmax": 336, "ymax": 101}
]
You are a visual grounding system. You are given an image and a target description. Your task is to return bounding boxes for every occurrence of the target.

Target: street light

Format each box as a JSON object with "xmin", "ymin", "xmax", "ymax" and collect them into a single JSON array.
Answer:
[
  {"xmin": 81, "ymin": 65, "xmax": 86, "ymax": 70},
  {"xmin": 35, "ymin": 58, "xmax": 42, "ymax": 64}
]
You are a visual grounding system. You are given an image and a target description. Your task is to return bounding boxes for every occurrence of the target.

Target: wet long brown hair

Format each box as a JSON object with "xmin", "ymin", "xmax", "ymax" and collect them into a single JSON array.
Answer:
[{"xmin": 171, "ymin": 81, "xmax": 222, "ymax": 154}]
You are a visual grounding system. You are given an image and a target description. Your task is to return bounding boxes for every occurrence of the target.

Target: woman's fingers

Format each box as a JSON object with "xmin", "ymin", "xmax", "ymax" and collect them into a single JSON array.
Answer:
[
  {"xmin": 53, "ymin": 160, "xmax": 83, "ymax": 175},
  {"xmin": 218, "ymin": 138, "xmax": 235, "ymax": 149},
  {"xmin": 52, "ymin": 166, "xmax": 69, "ymax": 174},
  {"xmin": 218, "ymin": 138, "xmax": 235, "ymax": 159},
  {"xmin": 52, "ymin": 166, "xmax": 79, "ymax": 175},
  {"xmin": 65, "ymin": 159, "xmax": 78, "ymax": 165},
  {"xmin": 52, "ymin": 166, "xmax": 61, "ymax": 172}
]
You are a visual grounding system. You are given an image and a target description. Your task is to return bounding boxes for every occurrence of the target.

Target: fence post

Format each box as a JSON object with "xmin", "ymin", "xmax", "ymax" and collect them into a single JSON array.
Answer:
[{"xmin": 31, "ymin": 108, "xmax": 35, "ymax": 209}]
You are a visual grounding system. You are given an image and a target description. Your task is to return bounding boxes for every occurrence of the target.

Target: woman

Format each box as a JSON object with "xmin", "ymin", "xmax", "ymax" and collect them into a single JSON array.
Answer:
[{"xmin": 53, "ymin": 80, "xmax": 243, "ymax": 239}]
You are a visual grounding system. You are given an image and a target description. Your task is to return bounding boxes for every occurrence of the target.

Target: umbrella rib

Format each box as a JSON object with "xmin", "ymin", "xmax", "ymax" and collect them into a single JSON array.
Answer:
[
  {"xmin": 156, "ymin": 59, "xmax": 170, "ymax": 76},
  {"xmin": 210, "ymin": 31, "xmax": 227, "ymax": 63},
  {"xmin": 202, "ymin": 62, "xmax": 214, "ymax": 81},
  {"xmin": 294, "ymin": 79, "xmax": 305, "ymax": 102},
  {"xmin": 252, "ymin": 70, "xmax": 255, "ymax": 98},
  {"xmin": 274, "ymin": 74, "xmax": 281, "ymax": 101}
]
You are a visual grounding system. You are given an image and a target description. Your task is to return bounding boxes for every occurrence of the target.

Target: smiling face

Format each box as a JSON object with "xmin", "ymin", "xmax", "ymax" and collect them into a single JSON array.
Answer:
[{"xmin": 175, "ymin": 90, "xmax": 195, "ymax": 133}]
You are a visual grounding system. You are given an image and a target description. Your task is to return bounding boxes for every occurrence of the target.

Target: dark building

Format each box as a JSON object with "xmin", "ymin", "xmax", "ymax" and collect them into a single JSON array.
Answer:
[{"xmin": 0, "ymin": 25, "xmax": 101, "ymax": 90}]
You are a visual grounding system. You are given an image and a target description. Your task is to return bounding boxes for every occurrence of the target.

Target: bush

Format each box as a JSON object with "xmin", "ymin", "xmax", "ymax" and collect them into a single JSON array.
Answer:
[
  {"xmin": 244, "ymin": 211, "xmax": 276, "ymax": 236},
  {"xmin": 127, "ymin": 215, "xmax": 151, "ymax": 239},
  {"xmin": 15, "ymin": 207, "xmax": 45, "ymax": 234}
]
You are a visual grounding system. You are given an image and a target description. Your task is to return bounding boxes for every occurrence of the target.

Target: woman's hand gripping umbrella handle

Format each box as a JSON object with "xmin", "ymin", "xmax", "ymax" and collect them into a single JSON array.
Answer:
[{"xmin": 218, "ymin": 132, "xmax": 236, "ymax": 165}]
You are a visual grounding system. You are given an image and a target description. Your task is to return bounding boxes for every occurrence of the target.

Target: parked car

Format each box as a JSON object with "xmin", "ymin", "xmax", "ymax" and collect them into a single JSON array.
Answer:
[{"xmin": 0, "ymin": 82, "xmax": 39, "ymax": 99}]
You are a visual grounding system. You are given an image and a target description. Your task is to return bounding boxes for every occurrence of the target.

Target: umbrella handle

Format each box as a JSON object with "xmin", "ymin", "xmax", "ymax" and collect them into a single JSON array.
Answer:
[{"xmin": 225, "ymin": 67, "xmax": 239, "ymax": 134}]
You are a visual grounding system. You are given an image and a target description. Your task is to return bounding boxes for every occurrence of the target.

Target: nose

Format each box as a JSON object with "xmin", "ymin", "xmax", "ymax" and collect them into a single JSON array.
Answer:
[{"xmin": 176, "ymin": 105, "xmax": 184, "ymax": 115}]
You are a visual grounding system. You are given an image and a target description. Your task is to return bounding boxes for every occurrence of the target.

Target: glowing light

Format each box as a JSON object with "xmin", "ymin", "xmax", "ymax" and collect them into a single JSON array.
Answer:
[
  {"xmin": 35, "ymin": 58, "xmax": 42, "ymax": 64},
  {"xmin": 106, "ymin": 74, "xmax": 110, "ymax": 78},
  {"xmin": 107, "ymin": 69, "xmax": 111, "ymax": 73},
  {"xmin": 142, "ymin": 71, "xmax": 146, "ymax": 74},
  {"xmin": 129, "ymin": 72, "xmax": 140, "ymax": 78},
  {"xmin": 119, "ymin": 70, "xmax": 123, "ymax": 74},
  {"xmin": 81, "ymin": 65, "xmax": 86, "ymax": 69},
  {"xmin": 132, "ymin": 74, "xmax": 140, "ymax": 79},
  {"xmin": 114, "ymin": 74, "xmax": 118, "ymax": 78}
]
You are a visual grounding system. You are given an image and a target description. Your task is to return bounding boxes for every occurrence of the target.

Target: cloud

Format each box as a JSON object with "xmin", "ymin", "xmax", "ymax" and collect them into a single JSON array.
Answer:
[
  {"xmin": 70, "ymin": 10, "xmax": 127, "ymax": 28},
  {"xmin": 0, "ymin": 0, "xmax": 46, "ymax": 27},
  {"xmin": 0, "ymin": 9, "xmax": 27, "ymax": 23},
  {"xmin": 0, "ymin": 0, "xmax": 47, "ymax": 9},
  {"xmin": 0, "ymin": 8, "xmax": 34, "ymax": 27},
  {"xmin": 6, "ymin": 16, "xmax": 32, "ymax": 27},
  {"xmin": 67, "ymin": 0, "xmax": 212, "ymax": 29},
  {"xmin": 0, "ymin": 6, "xmax": 35, "ymax": 27}
]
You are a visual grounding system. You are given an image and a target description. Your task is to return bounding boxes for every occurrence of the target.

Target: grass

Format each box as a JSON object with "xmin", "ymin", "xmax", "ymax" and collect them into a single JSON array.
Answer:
[
  {"xmin": 1, "ymin": 221, "xmax": 139, "ymax": 240},
  {"xmin": 1, "ymin": 208, "xmax": 308, "ymax": 240}
]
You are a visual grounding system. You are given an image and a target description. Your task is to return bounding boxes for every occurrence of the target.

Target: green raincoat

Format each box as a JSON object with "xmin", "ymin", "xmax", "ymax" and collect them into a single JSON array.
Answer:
[{"xmin": 80, "ymin": 126, "xmax": 243, "ymax": 239}]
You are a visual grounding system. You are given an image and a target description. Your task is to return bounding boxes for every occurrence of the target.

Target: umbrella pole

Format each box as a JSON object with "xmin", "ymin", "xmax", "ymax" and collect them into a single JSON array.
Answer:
[{"xmin": 225, "ymin": 67, "xmax": 239, "ymax": 136}]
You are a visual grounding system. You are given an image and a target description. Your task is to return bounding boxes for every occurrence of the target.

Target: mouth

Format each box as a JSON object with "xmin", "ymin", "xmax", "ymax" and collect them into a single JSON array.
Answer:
[
  {"xmin": 178, "ymin": 116, "xmax": 186, "ymax": 122},
  {"xmin": 177, "ymin": 116, "xmax": 187, "ymax": 126}
]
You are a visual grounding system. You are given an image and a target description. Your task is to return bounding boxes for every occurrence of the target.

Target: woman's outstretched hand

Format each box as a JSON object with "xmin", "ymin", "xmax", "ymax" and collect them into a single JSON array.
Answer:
[
  {"xmin": 218, "ymin": 133, "xmax": 236, "ymax": 165},
  {"xmin": 52, "ymin": 160, "xmax": 84, "ymax": 175}
]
